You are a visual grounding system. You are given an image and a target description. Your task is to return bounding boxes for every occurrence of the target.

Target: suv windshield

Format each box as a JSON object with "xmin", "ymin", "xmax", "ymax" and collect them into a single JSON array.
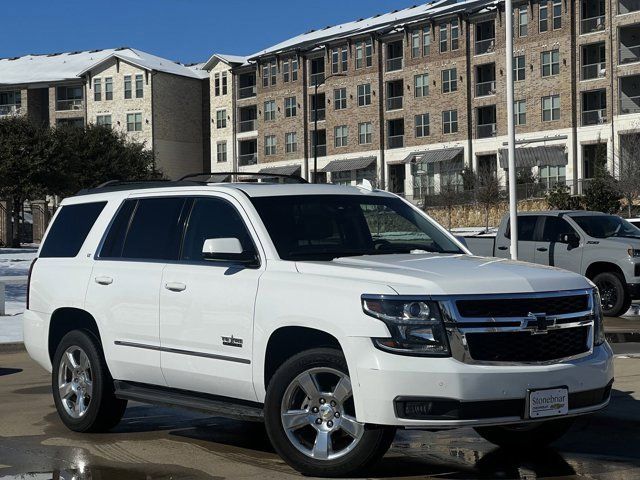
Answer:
[
  {"xmin": 570, "ymin": 214, "xmax": 640, "ymax": 239},
  {"xmin": 251, "ymin": 194, "xmax": 463, "ymax": 261}
]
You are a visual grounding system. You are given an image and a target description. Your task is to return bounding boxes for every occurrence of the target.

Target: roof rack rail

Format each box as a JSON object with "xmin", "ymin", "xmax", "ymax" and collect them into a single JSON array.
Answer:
[
  {"xmin": 178, "ymin": 171, "xmax": 308, "ymax": 184},
  {"xmin": 75, "ymin": 179, "xmax": 204, "ymax": 196}
]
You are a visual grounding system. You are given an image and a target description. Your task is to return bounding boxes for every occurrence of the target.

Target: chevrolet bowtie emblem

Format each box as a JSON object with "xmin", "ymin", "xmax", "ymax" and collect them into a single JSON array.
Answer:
[{"xmin": 526, "ymin": 312, "xmax": 554, "ymax": 334}]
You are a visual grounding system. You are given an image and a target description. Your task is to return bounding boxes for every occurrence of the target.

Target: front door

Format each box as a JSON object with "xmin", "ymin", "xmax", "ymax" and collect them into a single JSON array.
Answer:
[
  {"xmin": 535, "ymin": 216, "xmax": 584, "ymax": 273},
  {"xmin": 388, "ymin": 164, "xmax": 406, "ymax": 194},
  {"xmin": 495, "ymin": 215, "xmax": 540, "ymax": 263},
  {"xmin": 160, "ymin": 195, "xmax": 264, "ymax": 401}
]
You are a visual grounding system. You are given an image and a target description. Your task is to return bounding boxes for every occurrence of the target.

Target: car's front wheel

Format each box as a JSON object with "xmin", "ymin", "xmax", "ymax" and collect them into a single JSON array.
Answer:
[
  {"xmin": 474, "ymin": 418, "xmax": 575, "ymax": 449},
  {"xmin": 594, "ymin": 271, "xmax": 631, "ymax": 317},
  {"xmin": 264, "ymin": 348, "xmax": 395, "ymax": 477}
]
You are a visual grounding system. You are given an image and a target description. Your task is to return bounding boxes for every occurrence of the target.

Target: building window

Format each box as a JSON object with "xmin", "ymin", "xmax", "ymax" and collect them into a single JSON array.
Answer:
[
  {"xmin": 331, "ymin": 47, "xmax": 340, "ymax": 74},
  {"xmin": 518, "ymin": 6, "xmax": 528, "ymax": 37},
  {"xmin": 262, "ymin": 60, "xmax": 277, "ymax": 87},
  {"xmin": 442, "ymin": 109, "xmax": 458, "ymax": 134},
  {"xmin": 334, "ymin": 125, "xmax": 348, "ymax": 147},
  {"xmin": 285, "ymin": 96, "xmax": 297, "ymax": 117},
  {"xmin": 442, "ymin": 68, "xmax": 457, "ymax": 93},
  {"xmin": 93, "ymin": 78, "xmax": 101, "ymax": 101},
  {"xmin": 124, "ymin": 75, "xmax": 132, "ymax": 99},
  {"xmin": 292, "ymin": 58, "xmax": 298, "ymax": 81},
  {"xmin": 341, "ymin": 46, "xmax": 348, "ymax": 72},
  {"xmin": 423, "ymin": 25, "xmax": 431, "ymax": 56},
  {"xmin": 451, "ymin": 20, "xmax": 459, "ymax": 50},
  {"xmin": 542, "ymin": 94, "xmax": 560, "ymax": 121},
  {"xmin": 216, "ymin": 109, "xmax": 227, "ymax": 129},
  {"xmin": 56, "ymin": 86, "xmax": 83, "ymax": 111},
  {"xmin": 96, "ymin": 114, "xmax": 111, "ymax": 127},
  {"xmin": 414, "ymin": 74, "xmax": 429, "ymax": 97},
  {"xmin": 355, "ymin": 38, "xmax": 373, "ymax": 68},
  {"xmin": 542, "ymin": 49, "xmax": 560, "ymax": 76},
  {"xmin": 214, "ymin": 73, "xmax": 221, "ymax": 96},
  {"xmin": 332, "ymin": 46, "xmax": 348, "ymax": 73},
  {"xmin": 126, "ymin": 112, "xmax": 142, "ymax": 132},
  {"xmin": 553, "ymin": 0, "xmax": 562, "ymax": 29},
  {"xmin": 222, "ymin": 72, "xmax": 228, "ymax": 95},
  {"xmin": 411, "ymin": 30, "xmax": 421, "ymax": 58},
  {"xmin": 264, "ymin": 100, "xmax": 276, "ymax": 121},
  {"xmin": 357, "ymin": 83, "xmax": 371, "ymax": 106},
  {"xmin": 540, "ymin": 165, "xmax": 566, "ymax": 187},
  {"xmin": 334, "ymin": 88, "xmax": 347, "ymax": 110},
  {"xmin": 440, "ymin": 24, "xmax": 448, "ymax": 53},
  {"xmin": 539, "ymin": 2, "xmax": 548, "ymax": 32},
  {"xmin": 415, "ymin": 113, "xmax": 430, "ymax": 137},
  {"xmin": 265, "ymin": 135, "xmax": 276, "ymax": 156},
  {"xmin": 217, "ymin": 141, "xmax": 227, "ymax": 162},
  {"xmin": 283, "ymin": 61, "xmax": 290, "ymax": 82},
  {"xmin": 514, "ymin": 55, "xmax": 526, "ymax": 81},
  {"xmin": 285, "ymin": 132, "xmax": 297, "ymax": 153},
  {"xmin": 105, "ymin": 77, "xmax": 113, "ymax": 100},
  {"xmin": 135, "ymin": 74, "xmax": 144, "ymax": 98},
  {"xmin": 270, "ymin": 61, "xmax": 277, "ymax": 85},
  {"xmin": 358, "ymin": 122, "xmax": 372, "ymax": 144},
  {"xmin": 514, "ymin": 99, "xmax": 526, "ymax": 125}
]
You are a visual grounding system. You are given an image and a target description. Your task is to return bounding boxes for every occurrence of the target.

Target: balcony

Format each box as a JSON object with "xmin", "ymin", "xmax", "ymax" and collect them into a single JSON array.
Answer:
[
  {"xmin": 386, "ymin": 96, "xmax": 403, "ymax": 111},
  {"xmin": 312, "ymin": 144, "xmax": 327, "ymax": 157},
  {"xmin": 239, "ymin": 119, "xmax": 257, "ymax": 133},
  {"xmin": 310, "ymin": 72, "xmax": 325, "ymax": 86},
  {"xmin": 477, "ymin": 123, "xmax": 497, "ymax": 138},
  {"xmin": 388, "ymin": 135, "xmax": 404, "ymax": 149},
  {"xmin": 476, "ymin": 80, "xmax": 496, "ymax": 97},
  {"xmin": 238, "ymin": 153, "xmax": 258, "ymax": 166},
  {"xmin": 0, "ymin": 105, "xmax": 21, "ymax": 116},
  {"xmin": 475, "ymin": 20, "xmax": 496, "ymax": 55},
  {"xmin": 56, "ymin": 99, "xmax": 83, "ymax": 111},
  {"xmin": 475, "ymin": 38, "xmax": 496, "ymax": 55},
  {"xmin": 581, "ymin": 16, "xmax": 606, "ymax": 34},
  {"xmin": 386, "ymin": 79, "xmax": 403, "ymax": 111},
  {"xmin": 583, "ymin": 62, "xmax": 607, "ymax": 81},
  {"xmin": 238, "ymin": 85, "xmax": 256, "ymax": 99},
  {"xmin": 386, "ymin": 57, "xmax": 403, "ymax": 72},
  {"xmin": 385, "ymin": 40, "xmax": 404, "ymax": 72},
  {"xmin": 582, "ymin": 89, "xmax": 606, "ymax": 125},
  {"xmin": 619, "ymin": 0, "xmax": 640, "ymax": 14},
  {"xmin": 620, "ymin": 42, "xmax": 640, "ymax": 64},
  {"xmin": 310, "ymin": 108, "xmax": 326, "ymax": 122},
  {"xmin": 620, "ymin": 75, "xmax": 640, "ymax": 113},
  {"xmin": 582, "ymin": 108, "xmax": 607, "ymax": 125},
  {"xmin": 581, "ymin": 0, "xmax": 606, "ymax": 34}
]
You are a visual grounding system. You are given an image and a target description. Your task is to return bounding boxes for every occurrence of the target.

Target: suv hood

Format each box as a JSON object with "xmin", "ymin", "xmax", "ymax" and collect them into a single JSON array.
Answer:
[{"xmin": 295, "ymin": 253, "xmax": 591, "ymax": 296}]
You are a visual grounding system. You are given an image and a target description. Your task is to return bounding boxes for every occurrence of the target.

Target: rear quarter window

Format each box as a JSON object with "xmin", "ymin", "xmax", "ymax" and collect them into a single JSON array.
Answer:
[{"xmin": 39, "ymin": 202, "xmax": 107, "ymax": 258}]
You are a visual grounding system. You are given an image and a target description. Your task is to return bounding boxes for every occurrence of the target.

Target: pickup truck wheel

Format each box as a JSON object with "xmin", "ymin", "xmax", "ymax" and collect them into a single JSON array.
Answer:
[
  {"xmin": 474, "ymin": 418, "xmax": 574, "ymax": 449},
  {"xmin": 594, "ymin": 271, "xmax": 631, "ymax": 317},
  {"xmin": 264, "ymin": 348, "xmax": 396, "ymax": 477},
  {"xmin": 52, "ymin": 330, "xmax": 127, "ymax": 432}
]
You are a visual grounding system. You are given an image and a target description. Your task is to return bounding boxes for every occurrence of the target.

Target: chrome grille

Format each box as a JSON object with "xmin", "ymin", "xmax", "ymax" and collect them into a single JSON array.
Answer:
[{"xmin": 456, "ymin": 294, "xmax": 590, "ymax": 318}]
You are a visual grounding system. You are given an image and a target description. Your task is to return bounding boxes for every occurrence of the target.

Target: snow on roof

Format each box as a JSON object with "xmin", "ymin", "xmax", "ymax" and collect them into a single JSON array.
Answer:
[
  {"xmin": 186, "ymin": 62, "xmax": 211, "ymax": 79},
  {"xmin": 249, "ymin": 0, "xmax": 495, "ymax": 60},
  {"xmin": 202, "ymin": 53, "xmax": 250, "ymax": 71}
]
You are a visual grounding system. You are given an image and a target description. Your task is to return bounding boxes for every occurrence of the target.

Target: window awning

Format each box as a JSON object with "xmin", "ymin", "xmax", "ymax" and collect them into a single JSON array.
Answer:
[
  {"xmin": 420, "ymin": 147, "xmax": 464, "ymax": 164},
  {"xmin": 258, "ymin": 164, "xmax": 302, "ymax": 176},
  {"xmin": 499, "ymin": 146, "xmax": 567, "ymax": 168},
  {"xmin": 320, "ymin": 156, "xmax": 376, "ymax": 173}
]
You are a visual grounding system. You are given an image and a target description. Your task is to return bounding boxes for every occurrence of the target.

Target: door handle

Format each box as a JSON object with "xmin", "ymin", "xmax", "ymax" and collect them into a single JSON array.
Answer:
[
  {"xmin": 537, "ymin": 247, "xmax": 548, "ymax": 252},
  {"xmin": 95, "ymin": 276, "xmax": 113, "ymax": 286},
  {"xmin": 497, "ymin": 246, "xmax": 508, "ymax": 251},
  {"xmin": 165, "ymin": 282, "xmax": 187, "ymax": 292}
]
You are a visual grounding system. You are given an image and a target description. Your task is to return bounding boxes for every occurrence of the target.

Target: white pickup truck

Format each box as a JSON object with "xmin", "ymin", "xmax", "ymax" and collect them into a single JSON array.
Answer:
[
  {"xmin": 463, "ymin": 211, "xmax": 640, "ymax": 317},
  {"xmin": 24, "ymin": 178, "xmax": 613, "ymax": 477}
]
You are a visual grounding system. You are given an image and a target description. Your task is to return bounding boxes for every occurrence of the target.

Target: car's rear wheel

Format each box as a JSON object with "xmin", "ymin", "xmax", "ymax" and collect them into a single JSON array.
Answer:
[
  {"xmin": 594, "ymin": 271, "xmax": 631, "ymax": 317},
  {"xmin": 52, "ymin": 330, "xmax": 127, "ymax": 432},
  {"xmin": 264, "ymin": 348, "xmax": 395, "ymax": 477},
  {"xmin": 474, "ymin": 418, "xmax": 575, "ymax": 449}
]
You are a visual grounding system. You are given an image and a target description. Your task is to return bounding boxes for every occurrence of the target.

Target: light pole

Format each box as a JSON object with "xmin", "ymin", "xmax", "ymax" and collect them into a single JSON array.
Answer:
[
  {"xmin": 312, "ymin": 73, "xmax": 346, "ymax": 183},
  {"xmin": 505, "ymin": 0, "xmax": 518, "ymax": 260}
]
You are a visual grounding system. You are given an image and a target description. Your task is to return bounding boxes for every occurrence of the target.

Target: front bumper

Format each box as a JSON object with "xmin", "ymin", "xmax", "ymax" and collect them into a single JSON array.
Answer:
[{"xmin": 347, "ymin": 337, "xmax": 614, "ymax": 428}]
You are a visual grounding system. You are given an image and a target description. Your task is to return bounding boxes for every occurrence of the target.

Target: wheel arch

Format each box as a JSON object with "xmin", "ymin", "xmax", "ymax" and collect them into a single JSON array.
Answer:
[
  {"xmin": 48, "ymin": 307, "xmax": 102, "ymax": 363},
  {"xmin": 585, "ymin": 261, "xmax": 625, "ymax": 280}
]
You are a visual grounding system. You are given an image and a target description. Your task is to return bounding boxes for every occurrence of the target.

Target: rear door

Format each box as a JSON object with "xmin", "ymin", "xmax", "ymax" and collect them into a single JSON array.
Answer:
[
  {"xmin": 495, "ymin": 215, "xmax": 540, "ymax": 263},
  {"xmin": 85, "ymin": 195, "xmax": 188, "ymax": 386},
  {"xmin": 535, "ymin": 216, "xmax": 584, "ymax": 273}
]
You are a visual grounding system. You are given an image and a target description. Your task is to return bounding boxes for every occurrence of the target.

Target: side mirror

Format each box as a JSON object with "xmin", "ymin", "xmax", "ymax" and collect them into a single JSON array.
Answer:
[
  {"xmin": 202, "ymin": 238, "xmax": 258, "ymax": 266},
  {"xmin": 560, "ymin": 233, "xmax": 580, "ymax": 249}
]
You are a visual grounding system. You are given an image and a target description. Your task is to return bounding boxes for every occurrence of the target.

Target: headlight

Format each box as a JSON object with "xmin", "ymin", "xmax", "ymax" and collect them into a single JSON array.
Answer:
[
  {"xmin": 628, "ymin": 248, "xmax": 640, "ymax": 258},
  {"xmin": 593, "ymin": 289, "xmax": 606, "ymax": 346},
  {"xmin": 362, "ymin": 296, "xmax": 450, "ymax": 356}
]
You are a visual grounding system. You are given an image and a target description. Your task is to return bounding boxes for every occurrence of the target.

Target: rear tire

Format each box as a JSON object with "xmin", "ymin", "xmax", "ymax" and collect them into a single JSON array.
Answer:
[
  {"xmin": 474, "ymin": 418, "xmax": 574, "ymax": 449},
  {"xmin": 264, "ymin": 348, "xmax": 395, "ymax": 477},
  {"xmin": 594, "ymin": 271, "xmax": 631, "ymax": 317},
  {"xmin": 52, "ymin": 330, "xmax": 127, "ymax": 432}
]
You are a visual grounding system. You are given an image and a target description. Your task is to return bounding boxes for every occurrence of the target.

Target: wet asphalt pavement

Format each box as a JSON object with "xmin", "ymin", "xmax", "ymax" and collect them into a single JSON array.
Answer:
[{"xmin": 0, "ymin": 349, "xmax": 639, "ymax": 480}]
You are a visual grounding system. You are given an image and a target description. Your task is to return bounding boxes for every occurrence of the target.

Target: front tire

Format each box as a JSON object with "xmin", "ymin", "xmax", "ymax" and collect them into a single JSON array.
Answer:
[
  {"xmin": 264, "ymin": 348, "xmax": 395, "ymax": 477},
  {"xmin": 594, "ymin": 271, "xmax": 631, "ymax": 317},
  {"xmin": 474, "ymin": 418, "xmax": 574, "ymax": 449},
  {"xmin": 52, "ymin": 330, "xmax": 127, "ymax": 432}
]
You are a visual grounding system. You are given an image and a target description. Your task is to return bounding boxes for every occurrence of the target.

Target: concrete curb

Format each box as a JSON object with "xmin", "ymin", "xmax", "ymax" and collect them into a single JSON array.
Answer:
[{"xmin": 0, "ymin": 342, "xmax": 26, "ymax": 353}]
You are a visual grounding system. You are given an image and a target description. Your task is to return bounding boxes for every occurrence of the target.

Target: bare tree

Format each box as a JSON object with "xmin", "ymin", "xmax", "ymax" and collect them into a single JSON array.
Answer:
[
  {"xmin": 435, "ymin": 162, "xmax": 466, "ymax": 230},
  {"xmin": 614, "ymin": 132, "xmax": 640, "ymax": 218},
  {"xmin": 474, "ymin": 166, "xmax": 502, "ymax": 232}
]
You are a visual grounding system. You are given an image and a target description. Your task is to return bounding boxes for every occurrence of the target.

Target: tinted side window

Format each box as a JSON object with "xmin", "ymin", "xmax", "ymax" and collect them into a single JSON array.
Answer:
[
  {"xmin": 40, "ymin": 202, "xmax": 106, "ymax": 258},
  {"xmin": 505, "ymin": 216, "xmax": 539, "ymax": 241},
  {"xmin": 541, "ymin": 217, "xmax": 575, "ymax": 242},
  {"xmin": 99, "ymin": 200, "xmax": 136, "ymax": 258},
  {"xmin": 121, "ymin": 197, "xmax": 187, "ymax": 260},
  {"xmin": 182, "ymin": 197, "xmax": 255, "ymax": 262}
]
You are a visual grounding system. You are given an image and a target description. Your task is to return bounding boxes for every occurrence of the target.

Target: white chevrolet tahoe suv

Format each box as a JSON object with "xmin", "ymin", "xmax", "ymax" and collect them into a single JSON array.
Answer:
[{"xmin": 24, "ymin": 177, "xmax": 614, "ymax": 477}]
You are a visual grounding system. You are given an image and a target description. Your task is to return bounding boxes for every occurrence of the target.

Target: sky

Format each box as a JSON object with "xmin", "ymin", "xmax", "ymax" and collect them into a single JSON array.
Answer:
[{"xmin": 2, "ymin": 0, "xmax": 411, "ymax": 64}]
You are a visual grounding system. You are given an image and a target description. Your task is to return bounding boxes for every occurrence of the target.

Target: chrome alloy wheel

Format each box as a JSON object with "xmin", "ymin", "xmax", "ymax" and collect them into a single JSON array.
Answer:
[
  {"xmin": 280, "ymin": 367, "xmax": 364, "ymax": 461},
  {"xmin": 58, "ymin": 346, "xmax": 93, "ymax": 419}
]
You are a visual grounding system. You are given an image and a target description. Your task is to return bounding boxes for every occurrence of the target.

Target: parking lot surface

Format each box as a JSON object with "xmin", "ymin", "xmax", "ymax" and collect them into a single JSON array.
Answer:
[{"xmin": 0, "ymin": 349, "xmax": 639, "ymax": 479}]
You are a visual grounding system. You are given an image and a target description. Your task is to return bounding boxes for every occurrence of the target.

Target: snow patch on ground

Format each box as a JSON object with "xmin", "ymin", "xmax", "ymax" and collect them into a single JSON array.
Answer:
[{"xmin": 0, "ymin": 247, "xmax": 37, "ymax": 343}]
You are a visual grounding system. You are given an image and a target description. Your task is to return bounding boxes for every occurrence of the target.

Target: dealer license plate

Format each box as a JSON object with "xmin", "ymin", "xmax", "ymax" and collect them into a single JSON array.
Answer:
[{"xmin": 528, "ymin": 388, "xmax": 569, "ymax": 419}]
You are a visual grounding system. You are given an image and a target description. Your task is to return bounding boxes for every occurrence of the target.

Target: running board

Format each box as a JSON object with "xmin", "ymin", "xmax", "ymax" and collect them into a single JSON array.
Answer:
[{"xmin": 114, "ymin": 380, "xmax": 264, "ymax": 422}]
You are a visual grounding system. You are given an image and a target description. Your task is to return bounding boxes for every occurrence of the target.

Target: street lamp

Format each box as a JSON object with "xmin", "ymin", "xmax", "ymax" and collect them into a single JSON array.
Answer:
[{"xmin": 312, "ymin": 73, "xmax": 346, "ymax": 183}]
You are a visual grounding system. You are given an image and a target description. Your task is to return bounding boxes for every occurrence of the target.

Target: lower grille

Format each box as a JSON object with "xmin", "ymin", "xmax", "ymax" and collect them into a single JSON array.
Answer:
[{"xmin": 465, "ymin": 326, "xmax": 590, "ymax": 362}]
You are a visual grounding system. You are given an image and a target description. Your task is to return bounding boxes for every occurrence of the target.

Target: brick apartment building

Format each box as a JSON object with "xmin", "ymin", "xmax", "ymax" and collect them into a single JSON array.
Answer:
[{"xmin": 207, "ymin": 0, "xmax": 640, "ymax": 200}]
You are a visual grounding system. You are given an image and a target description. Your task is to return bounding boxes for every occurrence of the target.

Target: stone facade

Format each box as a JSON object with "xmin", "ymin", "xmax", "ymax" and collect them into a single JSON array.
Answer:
[{"xmin": 210, "ymin": 61, "xmax": 236, "ymax": 170}]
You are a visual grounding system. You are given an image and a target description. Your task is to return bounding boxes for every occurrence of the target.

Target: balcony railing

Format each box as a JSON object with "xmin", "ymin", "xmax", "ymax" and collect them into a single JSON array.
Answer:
[
  {"xmin": 310, "ymin": 108, "xmax": 326, "ymax": 122},
  {"xmin": 619, "ymin": 0, "xmax": 640, "ymax": 14},
  {"xmin": 581, "ymin": 62, "xmax": 606, "ymax": 80},
  {"xmin": 238, "ymin": 153, "xmax": 258, "ymax": 166},
  {"xmin": 312, "ymin": 144, "xmax": 327, "ymax": 157},
  {"xmin": 238, "ymin": 85, "xmax": 256, "ymax": 99},
  {"xmin": 582, "ymin": 108, "xmax": 607, "ymax": 125},
  {"xmin": 386, "ymin": 96, "xmax": 403, "ymax": 110},
  {"xmin": 475, "ymin": 80, "xmax": 496, "ymax": 97},
  {"xmin": 475, "ymin": 38, "xmax": 496, "ymax": 55},
  {"xmin": 388, "ymin": 135, "xmax": 404, "ymax": 149},
  {"xmin": 477, "ymin": 123, "xmax": 497, "ymax": 138},
  {"xmin": 238, "ymin": 119, "xmax": 257, "ymax": 133},
  {"xmin": 386, "ymin": 57, "xmax": 403, "ymax": 72},
  {"xmin": 0, "ymin": 105, "xmax": 21, "ymax": 116},
  {"xmin": 620, "ymin": 44, "xmax": 640, "ymax": 64},
  {"xmin": 620, "ymin": 95, "xmax": 640, "ymax": 114},
  {"xmin": 310, "ymin": 72, "xmax": 325, "ymax": 86},
  {"xmin": 581, "ymin": 16, "xmax": 606, "ymax": 34},
  {"xmin": 56, "ymin": 99, "xmax": 83, "ymax": 111}
]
